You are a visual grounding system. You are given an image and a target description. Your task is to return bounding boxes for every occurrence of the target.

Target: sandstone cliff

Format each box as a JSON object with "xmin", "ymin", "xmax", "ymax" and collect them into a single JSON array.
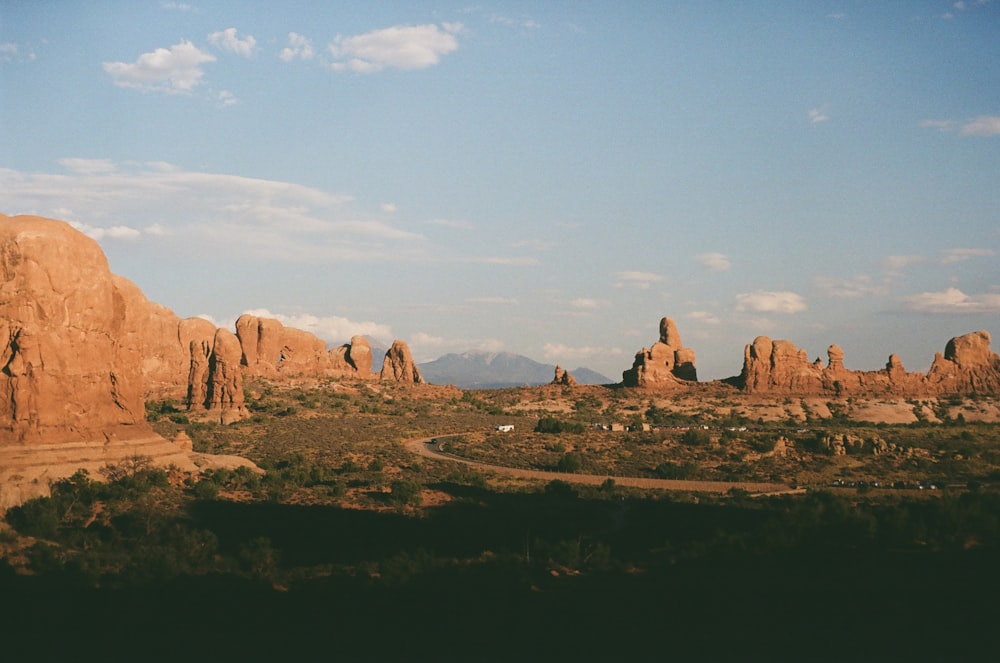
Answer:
[{"xmin": 622, "ymin": 317, "xmax": 698, "ymax": 387}]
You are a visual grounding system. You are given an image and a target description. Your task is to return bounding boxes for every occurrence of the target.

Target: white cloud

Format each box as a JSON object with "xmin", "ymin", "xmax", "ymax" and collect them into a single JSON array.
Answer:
[
  {"xmin": 69, "ymin": 221, "xmax": 141, "ymax": 241},
  {"xmin": 279, "ymin": 32, "xmax": 315, "ymax": 62},
  {"xmin": 216, "ymin": 90, "xmax": 238, "ymax": 106},
  {"xmin": 161, "ymin": 1, "xmax": 193, "ymax": 10},
  {"xmin": 808, "ymin": 106, "xmax": 829, "ymax": 123},
  {"xmin": 684, "ymin": 310, "xmax": 721, "ymax": 325},
  {"xmin": 207, "ymin": 28, "xmax": 256, "ymax": 57},
  {"xmin": 0, "ymin": 42, "xmax": 17, "ymax": 61},
  {"xmin": 570, "ymin": 297, "xmax": 605, "ymax": 310},
  {"xmin": 427, "ymin": 218, "xmax": 473, "ymax": 230},
  {"xmin": 467, "ymin": 297, "xmax": 518, "ymax": 305},
  {"xmin": 903, "ymin": 287, "xmax": 1000, "ymax": 313},
  {"xmin": 512, "ymin": 238, "xmax": 556, "ymax": 250},
  {"xmin": 735, "ymin": 290, "xmax": 806, "ymax": 314},
  {"xmin": 0, "ymin": 160, "xmax": 432, "ymax": 262},
  {"xmin": 241, "ymin": 308, "xmax": 393, "ymax": 343},
  {"xmin": 103, "ymin": 40, "xmax": 215, "ymax": 94},
  {"xmin": 696, "ymin": 252, "xmax": 731, "ymax": 272},
  {"xmin": 542, "ymin": 343, "xmax": 623, "ymax": 361},
  {"xmin": 919, "ymin": 119, "xmax": 955, "ymax": 132},
  {"xmin": 960, "ymin": 115, "xmax": 1000, "ymax": 137},
  {"xmin": 613, "ymin": 271, "xmax": 664, "ymax": 289},
  {"xmin": 58, "ymin": 158, "xmax": 117, "ymax": 174},
  {"xmin": 490, "ymin": 15, "xmax": 541, "ymax": 29},
  {"xmin": 815, "ymin": 275, "xmax": 888, "ymax": 298},
  {"xmin": 381, "ymin": 202, "xmax": 398, "ymax": 213},
  {"xmin": 883, "ymin": 254, "xmax": 925, "ymax": 274},
  {"xmin": 328, "ymin": 23, "xmax": 461, "ymax": 73},
  {"xmin": 940, "ymin": 248, "xmax": 995, "ymax": 264},
  {"xmin": 409, "ymin": 332, "xmax": 506, "ymax": 360}
]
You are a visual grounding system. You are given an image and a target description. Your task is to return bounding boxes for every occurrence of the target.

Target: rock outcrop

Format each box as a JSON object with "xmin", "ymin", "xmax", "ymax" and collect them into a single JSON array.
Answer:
[
  {"xmin": 730, "ymin": 331, "xmax": 1000, "ymax": 397},
  {"xmin": 622, "ymin": 317, "xmax": 698, "ymax": 386},
  {"xmin": 552, "ymin": 365, "xmax": 577, "ymax": 386},
  {"xmin": 379, "ymin": 340, "xmax": 424, "ymax": 383}
]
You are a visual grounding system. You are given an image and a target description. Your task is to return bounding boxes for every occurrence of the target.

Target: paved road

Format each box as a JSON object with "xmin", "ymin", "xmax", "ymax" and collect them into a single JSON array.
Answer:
[{"xmin": 405, "ymin": 435, "xmax": 799, "ymax": 496}]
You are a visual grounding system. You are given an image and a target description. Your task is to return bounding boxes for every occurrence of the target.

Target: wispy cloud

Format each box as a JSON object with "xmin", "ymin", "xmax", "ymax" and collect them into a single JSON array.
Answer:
[
  {"xmin": 903, "ymin": 287, "xmax": 1000, "ymax": 313},
  {"xmin": 0, "ymin": 160, "xmax": 433, "ymax": 262},
  {"xmin": 427, "ymin": 218, "xmax": 473, "ymax": 230},
  {"xmin": 328, "ymin": 23, "xmax": 462, "ymax": 73},
  {"xmin": 69, "ymin": 221, "xmax": 142, "ymax": 241},
  {"xmin": 512, "ymin": 238, "xmax": 556, "ymax": 250},
  {"xmin": 919, "ymin": 118, "xmax": 955, "ymax": 132},
  {"xmin": 684, "ymin": 310, "xmax": 721, "ymax": 325},
  {"xmin": 883, "ymin": 254, "xmax": 926, "ymax": 275},
  {"xmin": 207, "ymin": 28, "xmax": 256, "ymax": 58},
  {"xmin": 490, "ymin": 15, "xmax": 541, "ymax": 29},
  {"xmin": 960, "ymin": 115, "xmax": 1000, "ymax": 137},
  {"xmin": 920, "ymin": 115, "xmax": 1000, "ymax": 136},
  {"xmin": 103, "ymin": 40, "xmax": 215, "ymax": 94},
  {"xmin": 735, "ymin": 290, "xmax": 807, "ymax": 314},
  {"xmin": 696, "ymin": 252, "xmax": 731, "ymax": 272},
  {"xmin": 279, "ymin": 32, "xmax": 315, "ymax": 62},
  {"xmin": 409, "ymin": 331, "xmax": 505, "ymax": 360},
  {"xmin": 570, "ymin": 297, "xmax": 606, "ymax": 310},
  {"xmin": 815, "ymin": 275, "xmax": 888, "ymax": 298},
  {"xmin": 808, "ymin": 106, "xmax": 830, "ymax": 124},
  {"xmin": 940, "ymin": 248, "xmax": 995, "ymax": 264},
  {"xmin": 613, "ymin": 271, "xmax": 664, "ymax": 289}
]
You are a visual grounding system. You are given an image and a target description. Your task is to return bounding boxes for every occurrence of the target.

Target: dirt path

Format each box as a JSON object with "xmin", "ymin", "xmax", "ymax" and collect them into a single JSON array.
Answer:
[{"xmin": 405, "ymin": 435, "xmax": 798, "ymax": 496}]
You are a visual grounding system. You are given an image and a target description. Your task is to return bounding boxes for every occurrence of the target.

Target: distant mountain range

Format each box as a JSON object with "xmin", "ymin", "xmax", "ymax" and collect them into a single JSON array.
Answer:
[{"xmin": 418, "ymin": 351, "xmax": 614, "ymax": 389}]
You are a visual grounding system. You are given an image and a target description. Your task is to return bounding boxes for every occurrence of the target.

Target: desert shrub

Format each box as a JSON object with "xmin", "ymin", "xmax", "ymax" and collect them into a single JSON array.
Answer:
[
  {"xmin": 557, "ymin": 452, "xmax": 583, "ymax": 473},
  {"xmin": 680, "ymin": 428, "xmax": 711, "ymax": 446},
  {"xmin": 655, "ymin": 461, "xmax": 697, "ymax": 480},
  {"xmin": 389, "ymin": 479, "xmax": 423, "ymax": 506},
  {"xmin": 535, "ymin": 417, "xmax": 584, "ymax": 434}
]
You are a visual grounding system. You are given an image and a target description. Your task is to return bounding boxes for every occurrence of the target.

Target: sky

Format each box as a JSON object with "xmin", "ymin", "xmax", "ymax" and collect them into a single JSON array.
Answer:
[{"xmin": 1, "ymin": 1, "xmax": 999, "ymax": 381}]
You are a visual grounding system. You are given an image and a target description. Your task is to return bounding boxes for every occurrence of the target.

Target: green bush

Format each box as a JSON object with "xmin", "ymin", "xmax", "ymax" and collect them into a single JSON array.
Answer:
[{"xmin": 557, "ymin": 452, "xmax": 583, "ymax": 473}]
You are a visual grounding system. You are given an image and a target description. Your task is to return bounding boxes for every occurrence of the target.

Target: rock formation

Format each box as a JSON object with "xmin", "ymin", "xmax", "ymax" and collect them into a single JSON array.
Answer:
[
  {"xmin": 730, "ymin": 331, "xmax": 1000, "ymax": 397},
  {"xmin": 235, "ymin": 314, "xmax": 376, "ymax": 380},
  {"xmin": 379, "ymin": 340, "xmax": 424, "ymax": 383},
  {"xmin": 622, "ymin": 317, "xmax": 698, "ymax": 386},
  {"xmin": 552, "ymin": 365, "xmax": 577, "ymax": 386},
  {"xmin": 0, "ymin": 213, "xmax": 424, "ymax": 506}
]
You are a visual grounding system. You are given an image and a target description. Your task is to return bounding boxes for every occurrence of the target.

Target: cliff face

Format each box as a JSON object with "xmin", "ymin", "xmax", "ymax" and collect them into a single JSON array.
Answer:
[{"xmin": 1, "ymin": 215, "xmax": 150, "ymax": 443}]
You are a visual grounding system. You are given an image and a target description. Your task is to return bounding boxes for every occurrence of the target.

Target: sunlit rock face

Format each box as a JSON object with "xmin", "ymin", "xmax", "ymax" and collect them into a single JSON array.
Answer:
[{"xmin": 622, "ymin": 317, "xmax": 698, "ymax": 387}]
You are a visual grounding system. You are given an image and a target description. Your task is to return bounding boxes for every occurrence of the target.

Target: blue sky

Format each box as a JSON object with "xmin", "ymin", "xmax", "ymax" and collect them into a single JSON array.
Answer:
[{"xmin": 2, "ymin": 1, "xmax": 998, "ymax": 380}]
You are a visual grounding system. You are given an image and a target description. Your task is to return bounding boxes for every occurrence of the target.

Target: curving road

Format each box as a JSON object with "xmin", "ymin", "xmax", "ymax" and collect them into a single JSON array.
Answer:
[{"xmin": 405, "ymin": 434, "xmax": 800, "ymax": 496}]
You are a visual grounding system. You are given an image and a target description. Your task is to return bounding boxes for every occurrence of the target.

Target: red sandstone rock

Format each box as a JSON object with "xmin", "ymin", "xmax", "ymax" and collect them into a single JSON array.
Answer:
[
  {"xmin": 379, "ymin": 340, "xmax": 424, "ymax": 383},
  {"xmin": 622, "ymin": 316, "xmax": 698, "ymax": 386}
]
